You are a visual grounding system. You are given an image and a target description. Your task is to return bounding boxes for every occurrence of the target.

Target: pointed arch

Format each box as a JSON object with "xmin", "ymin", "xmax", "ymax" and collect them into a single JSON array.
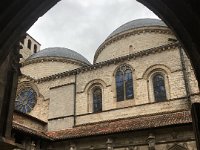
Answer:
[{"xmin": 115, "ymin": 64, "xmax": 134, "ymax": 101}]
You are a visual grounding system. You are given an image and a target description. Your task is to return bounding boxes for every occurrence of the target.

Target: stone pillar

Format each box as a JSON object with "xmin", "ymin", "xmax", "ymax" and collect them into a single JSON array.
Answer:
[
  {"xmin": 0, "ymin": 43, "xmax": 21, "ymax": 139},
  {"xmin": 30, "ymin": 141, "xmax": 36, "ymax": 150},
  {"xmin": 106, "ymin": 138, "xmax": 113, "ymax": 150},
  {"xmin": 69, "ymin": 143, "xmax": 76, "ymax": 150},
  {"xmin": 147, "ymin": 133, "xmax": 155, "ymax": 150}
]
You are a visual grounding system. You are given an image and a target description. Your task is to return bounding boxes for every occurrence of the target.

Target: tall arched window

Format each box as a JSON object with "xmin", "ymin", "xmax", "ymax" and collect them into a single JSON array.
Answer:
[
  {"xmin": 27, "ymin": 39, "xmax": 32, "ymax": 49},
  {"xmin": 153, "ymin": 73, "xmax": 167, "ymax": 102},
  {"xmin": 93, "ymin": 87, "xmax": 102, "ymax": 113},
  {"xmin": 115, "ymin": 65, "xmax": 133, "ymax": 101},
  {"xmin": 34, "ymin": 44, "xmax": 37, "ymax": 53}
]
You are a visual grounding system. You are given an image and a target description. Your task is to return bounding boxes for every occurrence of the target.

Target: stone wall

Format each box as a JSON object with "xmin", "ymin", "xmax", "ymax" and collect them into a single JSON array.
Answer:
[
  {"xmin": 95, "ymin": 27, "xmax": 176, "ymax": 63},
  {"xmin": 19, "ymin": 47, "xmax": 32, "ymax": 63},
  {"xmin": 13, "ymin": 111, "xmax": 46, "ymax": 131},
  {"xmin": 51, "ymin": 125, "xmax": 196, "ymax": 150},
  {"xmin": 16, "ymin": 74, "xmax": 76, "ymax": 123},
  {"xmin": 76, "ymin": 99, "xmax": 189, "ymax": 125},
  {"xmin": 21, "ymin": 61, "xmax": 80, "ymax": 79},
  {"xmin": 15, "ymin": 45, "xmax": 200, "ymax": 131},
  {"xmin": 48, "ymin": 84, "xmax": 75, "ymax": 131},
  {"xmin": 75, "ymin": 47, "xmax": 193, "ymax": 124},
  {"xmin": 20, "ymin": 34, "xmax": 41, "ymax": 62},
  {"xmin": 49, "ymin": 84, "xmax": 75, "ymax": 119},
  {"xmin": 182, "ymin": 50, "xmax": 199, "ymax": 97},
  {"xmin": 13, "ymin": 25, "xmax": 200, "ymax": 139},
  {"xmin": 22, "ymin": 34, "xmax": 40, "ymax": 54}
]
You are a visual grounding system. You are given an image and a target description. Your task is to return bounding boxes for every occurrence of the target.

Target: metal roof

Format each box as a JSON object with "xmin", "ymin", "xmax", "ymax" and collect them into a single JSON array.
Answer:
[
  {"xmin": 27, "ymin": 47, "xmax": 91, "ymax": 65},
  {"xmin": 107, "ymin": 18, "xmax": 166, "ymax": 39}
]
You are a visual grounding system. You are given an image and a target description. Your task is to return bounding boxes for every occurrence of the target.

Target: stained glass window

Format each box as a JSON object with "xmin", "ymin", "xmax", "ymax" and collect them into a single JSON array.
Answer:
[
  {"xmin": 15, "ymin": 87, "xmax": 37, "ymax": 113},
  {"xmin": 115, "ymin": 65, "xmax": 134, "ymax": 101},
  {"xmin": 93, "ymin": 87, "xmax": 102, "ymax": 113},
  {"xmin": 153, "ymin": 74, "xmax": 167, "ymax": 102}
]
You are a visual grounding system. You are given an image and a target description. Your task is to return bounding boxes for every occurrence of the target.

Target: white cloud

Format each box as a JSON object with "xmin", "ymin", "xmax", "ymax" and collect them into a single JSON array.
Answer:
[{"xmin": 28, "ymin": 0, "xmax": 158, "ymax": 63}]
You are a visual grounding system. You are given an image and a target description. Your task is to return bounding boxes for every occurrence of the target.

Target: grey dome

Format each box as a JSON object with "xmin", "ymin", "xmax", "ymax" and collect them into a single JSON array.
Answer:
[
  {"xmin": 27, "ymin": 47, "xmax": 91, "ymax": 65},
  {"xmin": 107, "ymin": 18, "xmax": 166, "ymax": 39}
]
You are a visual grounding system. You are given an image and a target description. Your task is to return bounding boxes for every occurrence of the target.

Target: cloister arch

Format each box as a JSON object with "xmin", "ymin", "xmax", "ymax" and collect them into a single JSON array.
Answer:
[{"xmin": 0, "ymin": 0, "xmax": 200, "ymax": 149}]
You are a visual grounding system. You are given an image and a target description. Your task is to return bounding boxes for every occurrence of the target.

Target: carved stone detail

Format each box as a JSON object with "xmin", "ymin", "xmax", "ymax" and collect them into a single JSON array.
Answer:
[{"xmin": 147, "ymin": 133, "xmax": 155, "ymax": 150}]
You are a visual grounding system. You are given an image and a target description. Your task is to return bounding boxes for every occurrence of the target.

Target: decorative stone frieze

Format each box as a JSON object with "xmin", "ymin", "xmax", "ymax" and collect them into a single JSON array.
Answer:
[
  {"xmin": 31, "ymin": 42, "xmax": 180, "ymax": 83},
  {"xmin": 21, "ymin": 57, "xmax": 90, "ymax": 67}
]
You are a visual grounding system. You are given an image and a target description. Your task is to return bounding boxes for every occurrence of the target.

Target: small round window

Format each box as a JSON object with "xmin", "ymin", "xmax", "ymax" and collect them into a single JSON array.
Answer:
[{"xmin": 15, "ymin": 87, "xmax": 37, "ymax": 113}]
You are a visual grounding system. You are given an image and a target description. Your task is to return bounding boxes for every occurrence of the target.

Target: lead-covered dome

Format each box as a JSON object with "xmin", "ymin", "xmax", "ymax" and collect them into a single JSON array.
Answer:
[
  {"xmin": 21, "ymin": 47, "xmax": 91, "ymax": 79},
  {"xmin": 107, "ymin": 18, "xmax": 166, "ymax": 39},
  {"xmin": 94, "ymin": 18, "xmax": 174, "ymax": 63},
  {"xmin": 27, "ymin": 47, "xmax": 90, "ymax": 65}
]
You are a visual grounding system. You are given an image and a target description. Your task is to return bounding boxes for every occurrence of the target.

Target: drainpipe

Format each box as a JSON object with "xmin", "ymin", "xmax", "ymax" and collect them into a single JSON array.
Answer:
[
  {"xmin": 178, "ymin": 46, "xmax": 192, "ymax": 107},
  {"xmin": 74, "ymin": 73, "xmax": 77, "ymax": 126}
]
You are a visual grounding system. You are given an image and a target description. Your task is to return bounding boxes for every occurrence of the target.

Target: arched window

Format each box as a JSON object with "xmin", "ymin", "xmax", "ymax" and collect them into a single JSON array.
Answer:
[
  {"xmin": 153, "ymin": 73, "xmax": 167, "ymax": 102},
  {"xmin": 115, "ymin": 65, "xmax": 133, "ymax": 101},
  {"xmin": 27, "ymin": 39, "xmax": 32, "ymax": 49},
  {"xmin": 33, "ymin": 44, "xmax": 37, "ymax": 53},
  {"xmin": 93, "ymin": 87, "xmax": 102, "ymax": 113}
]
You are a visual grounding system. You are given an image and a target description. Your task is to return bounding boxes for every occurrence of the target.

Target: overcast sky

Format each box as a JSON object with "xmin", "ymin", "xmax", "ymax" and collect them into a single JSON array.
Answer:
[{"xmin": 28, "ymin": 0, "xmax": 158, "ymax": 63}]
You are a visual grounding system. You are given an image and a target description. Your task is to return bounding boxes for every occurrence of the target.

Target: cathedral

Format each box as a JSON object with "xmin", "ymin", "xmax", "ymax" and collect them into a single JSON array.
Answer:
[{"xmin": 12, "ymin": 18, "xmax": 199, "ymax": 149}]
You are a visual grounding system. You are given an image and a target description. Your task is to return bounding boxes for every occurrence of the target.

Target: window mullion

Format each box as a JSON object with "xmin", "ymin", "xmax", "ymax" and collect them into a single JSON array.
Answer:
[{"xmin": 123, "ymin": 72, "xmax": 126, "ymax": 100}]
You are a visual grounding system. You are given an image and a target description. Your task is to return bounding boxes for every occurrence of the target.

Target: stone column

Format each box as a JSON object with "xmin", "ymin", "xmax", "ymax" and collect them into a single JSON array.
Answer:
[
  {"xmin": 147, "ymin": 133, "xmax": 155, "ymax": 150},
  {"xmin": 69, "ymin": 143, "xmax": 76, "ymax": 150},
  {"xmin": 106, "ymin": 138, "xmax": 113, "ymax": 150},
  {"xmin": 30, "ymin": 141, "xmax": 36, "ymax": 150}
]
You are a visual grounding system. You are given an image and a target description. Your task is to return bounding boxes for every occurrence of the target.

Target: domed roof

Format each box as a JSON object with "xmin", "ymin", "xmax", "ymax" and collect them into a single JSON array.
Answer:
[
  {"xmin": 94, "ymin": 18, "xmax": 168, "ymax": 63},
  {"xmin": 27, "ymin": 47, "xmax": 91, "ymax": 65},
  {"xmin": 107, "ymin": 18, "xmax": 166, "ymax": 39}
]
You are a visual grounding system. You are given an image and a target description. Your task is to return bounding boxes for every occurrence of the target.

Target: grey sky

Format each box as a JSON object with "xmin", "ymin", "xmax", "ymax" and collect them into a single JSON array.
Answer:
[{"xmin": 28, "ymin": 0, "xmax": 158, "ymax": 63}]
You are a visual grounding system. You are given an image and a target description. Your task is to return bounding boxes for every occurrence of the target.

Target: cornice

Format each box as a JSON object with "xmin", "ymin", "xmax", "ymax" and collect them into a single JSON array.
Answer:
[
  {"xmin": 32, "ymin": 42, "xmax": 179, "ymax": 83},
  {"xmin": 19, "ymin": 74, "xmax": 37, "ymax": 82},
  {"xmin": 21, "ymin": 57, "xmax": 90, "ymax": 67},
  {"xmin": 94, "ymin": 27, "xmax": 173, "ymax": 63}
]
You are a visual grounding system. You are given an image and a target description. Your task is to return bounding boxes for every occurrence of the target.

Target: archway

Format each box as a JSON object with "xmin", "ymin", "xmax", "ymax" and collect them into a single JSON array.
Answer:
[{"xmin": 0, "ymin": 0, "xmax": 200, "ymax": 149}]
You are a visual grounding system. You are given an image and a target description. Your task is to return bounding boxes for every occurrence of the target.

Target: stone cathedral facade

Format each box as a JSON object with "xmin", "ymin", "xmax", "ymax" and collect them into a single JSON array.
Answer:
[{"xmin": 12, "ymin": 19, "xmax": 199, "ymax": 150}]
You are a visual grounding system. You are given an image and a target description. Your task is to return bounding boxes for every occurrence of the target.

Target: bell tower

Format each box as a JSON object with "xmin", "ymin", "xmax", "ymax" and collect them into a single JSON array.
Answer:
[{"xmin": 19, "ymin": 33, "xmax": 41, "ymax": 62}]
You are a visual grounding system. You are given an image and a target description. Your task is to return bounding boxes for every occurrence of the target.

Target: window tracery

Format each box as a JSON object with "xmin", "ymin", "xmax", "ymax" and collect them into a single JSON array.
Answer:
[
  {"xmin": 15, "ymin": 87, "xmax": 37, "ymax": 113},
  {"xmin": 115, "ymin": 65, "xmax": 133, "ymax": 101}
]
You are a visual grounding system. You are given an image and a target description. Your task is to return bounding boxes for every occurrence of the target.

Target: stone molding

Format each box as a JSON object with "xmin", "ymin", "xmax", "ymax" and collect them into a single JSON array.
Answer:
[
  {"xmin": 93, "ymin": 27, "xmax": 173, "ymax": 63},
  {"xmin": 21, "ymin": 57, "xmax": 90, "ymax": 67},
  {"xmin": 20, "ymin": 42, "xmax": 180, "ymax": 84}
]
